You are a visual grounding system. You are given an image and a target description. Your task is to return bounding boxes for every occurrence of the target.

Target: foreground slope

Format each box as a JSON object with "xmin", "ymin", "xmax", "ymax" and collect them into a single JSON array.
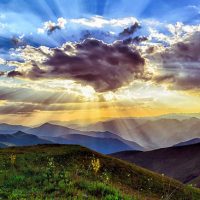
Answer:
[
  {"xmin": 0, "ymin": 145, "xmax": 199, "ymax": 199},
  {"xmin": 111, "ymin": 143, "xmax": 200, "ymax": 187},
  {"xmin": 174, "ymin": 138, "xmax": 200, "ymax": 147}
]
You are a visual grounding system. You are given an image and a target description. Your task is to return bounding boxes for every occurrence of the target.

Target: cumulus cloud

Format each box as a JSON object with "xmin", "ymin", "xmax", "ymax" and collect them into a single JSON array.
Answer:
[
  {"xmin": 153, "ymin": 31, "xmax": 200, "ymax": 90},
  {"xmin": 148, "ymin": 22, "xmax": 200, "ymax": 45},
  {"xmin": 37, "ymin": 16, "xmax": 138, "ymax": 36},
  {"xmin": 38, "ymin": 17, "xmax": 67, "ymax": 35},
  {"xmin": 70, "ymin": 16, "xmax": 138, "ymax": 28},
  {"xmin": 7, "ymin": 39, "xmax": 147, "ymax": 92}
]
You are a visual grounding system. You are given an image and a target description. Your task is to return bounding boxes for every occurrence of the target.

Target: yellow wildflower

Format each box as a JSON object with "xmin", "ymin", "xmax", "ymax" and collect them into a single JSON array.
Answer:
[
  {"xmin": 91, "ymin": 158, "xmax": 100, "ymax": 173},
  {"xmin": 10, "ymin": 154, "xmax": 16, "ymax": 165}
]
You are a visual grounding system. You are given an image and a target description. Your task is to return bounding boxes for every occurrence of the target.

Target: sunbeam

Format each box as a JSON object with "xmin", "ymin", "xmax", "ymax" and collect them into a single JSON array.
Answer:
[{"xmin": 0, "ymin": 0, "xmax": 199, "ymax": 148}]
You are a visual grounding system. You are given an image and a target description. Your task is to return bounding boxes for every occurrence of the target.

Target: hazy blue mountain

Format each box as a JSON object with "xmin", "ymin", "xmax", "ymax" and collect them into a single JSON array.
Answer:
[
  {"xmin": 42, "ymin": 134, "xmax": 138, "ymax": 154},
  {"xmin": 81, "ymin": 117, "xmax": 200, "ymax": 149},
  {"xmin": 0, "ymin": 131, "xmax": 52, "ymax": 147},
  {"xmin": 0, "ymin": 123, "xmax": 29, "ymax": 134},
  {"xmin": 26, "ymin": 123, "xmax": 84, "ymax": 137},
  {"xmin": 2, "ymin": 117, "xmax": 200, "ymax": 150},
  {"xmin": 26, "ymin": 123, "xmax": 144, "ymax": 152}
]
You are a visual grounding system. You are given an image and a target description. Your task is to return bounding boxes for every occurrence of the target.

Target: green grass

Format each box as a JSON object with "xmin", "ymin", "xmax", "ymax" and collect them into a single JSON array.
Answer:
[{"xmin": 0, "ymin": 144, "xmax": 199, "ymax": 199}]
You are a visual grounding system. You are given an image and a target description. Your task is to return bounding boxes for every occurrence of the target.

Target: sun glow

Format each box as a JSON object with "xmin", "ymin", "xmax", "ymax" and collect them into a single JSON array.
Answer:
[{"xmin": 80, "ymin": 86, "xmax": 96, "ymax": 101}]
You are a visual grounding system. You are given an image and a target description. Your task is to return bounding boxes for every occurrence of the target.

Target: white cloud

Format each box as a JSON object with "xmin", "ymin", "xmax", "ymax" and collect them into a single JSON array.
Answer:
[
  {"xmin": 70, "ymin": 16, "xmax": 138, "ymax": 28},
  {"xmin": 57, "ymin": 17, "xmax": 67, "ymax": 29},
  {"xmin": 37, "ymin": 16, "xmax": 138, "ymax": 34},
  {"xmin": 37, "ymin": 28, "xmax": 45, "ymax": 34},
  {"xmin": 37, "ymin": 17, "xmax": 67, "ymax": 34},
  {"xmin": 146, "ymin": 22, "xmax": 200, "ymax": 46},
  {"xmin": 0, "ymin": 58, "xmax": 5, "ymax": 65}
]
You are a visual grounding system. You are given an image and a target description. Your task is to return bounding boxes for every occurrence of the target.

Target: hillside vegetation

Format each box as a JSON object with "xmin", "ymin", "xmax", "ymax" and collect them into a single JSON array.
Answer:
[
  {"xmin": 0, "ymin": 144, "xmax": 199, "ymax": 199},
  {"xmin": 111, "ymin": 143, "xmax": 200, "ymax": 187}
]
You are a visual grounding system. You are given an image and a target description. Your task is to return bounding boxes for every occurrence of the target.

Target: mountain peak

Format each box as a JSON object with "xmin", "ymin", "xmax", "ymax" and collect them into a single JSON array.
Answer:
[
  {"xmin": 39, "ymin": 123, "xmax": 60, "ymax": 128},
  {"xmin": 41, "ymin": 122, "xmax": 66, "ymax": 127},
  {"xmin": 0, "ymin": 123, "xmax": 10, "ymax": 126},
  {"xmin": 13, "ymin": 131, "xmax": 27, "ymax": 136},
  {"xmin": 41, "ymin": 122, "xmax": 53, "ymax": 126}
]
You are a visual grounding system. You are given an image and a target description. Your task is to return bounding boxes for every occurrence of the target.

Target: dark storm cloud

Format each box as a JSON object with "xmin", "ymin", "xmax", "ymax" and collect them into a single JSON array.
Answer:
[
  {"xmin": 42, "ymin": 39, "xmax": 145, "ymax": 92},
  {"xmin": 153, "ymin": 31, "xmax": 200, "ymax": 90},
  {"xmin": 9, "ymin": 39, "xmax": 146, "ymax": 92},
  {"xmin": 119, "ymin": 22, "xmax": 141, "ymax": 37}
]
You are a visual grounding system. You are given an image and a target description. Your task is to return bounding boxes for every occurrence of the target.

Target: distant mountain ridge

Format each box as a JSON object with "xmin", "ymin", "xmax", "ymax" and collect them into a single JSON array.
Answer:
[
  {"xmin": 0, "ymin": 131, "xmax": 52, "ymax": 147},
  {"xmin": 1, "ymin": 116, "xmax": 200, "ymax": 151},
  {"xmin": 79, "ymin": 117, "xmax": 200, "ymax": 149},
  {"xmin": 0, "ymin": 124, "xmax": 144, "ymax": 154},
  {"xmin": 0, "ymin": 123, "xmax": 29, "ymax": 134},
  {"xmin": 42, "ymin": 134, "xmax": 141, "ymax": 154},
  {"xmin": 25, "ymin": 123, "xmax": 144, "ymax": 153}
]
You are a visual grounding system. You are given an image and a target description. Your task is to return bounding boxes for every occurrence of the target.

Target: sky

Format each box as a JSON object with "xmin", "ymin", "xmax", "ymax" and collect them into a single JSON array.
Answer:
[{"xmin": 0, "ymin": 0, "xmax": 200, "ymax": 125}]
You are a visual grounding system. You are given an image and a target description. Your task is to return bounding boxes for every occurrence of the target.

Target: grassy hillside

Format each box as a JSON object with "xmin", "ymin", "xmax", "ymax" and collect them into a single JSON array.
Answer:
[
  {"xmin": 111, "ymin": 143, "xmax": 200, "ymax": 187},
  {"xmin": 0, "ymin": 145, "xmax": 199, "ymax": 199}
]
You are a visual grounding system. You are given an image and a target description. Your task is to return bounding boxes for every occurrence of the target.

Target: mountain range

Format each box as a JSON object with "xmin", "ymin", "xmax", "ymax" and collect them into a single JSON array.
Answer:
[
  {"xmin": 0, "ymin": 123, "xmax": 29, "ymax": 134},
  {"xmin": 76, "ymin": 117, "xmax": 200, "ymax": 149},
  {"xmin": 0, "ymin": 116, "xmax": 200, "ymax": 152},
  {"xmin": 43, "ymin": 134, "xmax": 137, "ymax": 154},
  {"xmin": 1, "ymin": 119, "xmax": 200, "ymax": 184},
  {"xmin": 0, "ymin": 123, "xmax": 143, "ymax": 153}
]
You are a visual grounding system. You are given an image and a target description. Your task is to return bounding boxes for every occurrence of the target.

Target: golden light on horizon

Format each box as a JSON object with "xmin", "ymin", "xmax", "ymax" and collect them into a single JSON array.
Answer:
[{"xmin": 0, "ymin": 72, "xmax": 200, "ymax": 127}]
